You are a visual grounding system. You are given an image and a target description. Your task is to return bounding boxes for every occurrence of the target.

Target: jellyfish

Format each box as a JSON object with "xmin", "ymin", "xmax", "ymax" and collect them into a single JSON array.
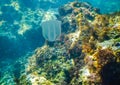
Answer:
[{"xmin": 41, "ymin": 20, "xmax": 61, "ymax": 42}]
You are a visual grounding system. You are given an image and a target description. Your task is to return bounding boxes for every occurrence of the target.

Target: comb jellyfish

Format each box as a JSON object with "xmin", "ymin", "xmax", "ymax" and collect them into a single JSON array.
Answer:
[{"xmin": 41, "ymin": 20, "xmax": 61, "ymax": 42}]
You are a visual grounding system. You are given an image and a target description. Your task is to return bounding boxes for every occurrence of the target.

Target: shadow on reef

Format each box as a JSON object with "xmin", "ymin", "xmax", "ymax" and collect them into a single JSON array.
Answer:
[
  {"xmin": 0, "ymin": 27, "xmax": 44, "ymax": 61},
  {"xmin": 100, "ymin": 62, "xmax": 120, "ymax": 85}
]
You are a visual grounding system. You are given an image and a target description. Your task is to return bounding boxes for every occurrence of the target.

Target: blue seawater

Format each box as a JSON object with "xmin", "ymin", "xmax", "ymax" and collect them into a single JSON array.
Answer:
[
  {"xmin": 82, "ymin": 0, "xmax": 120, "ymax": 13},
  {"xmin": 0, "ymin": 0, "xmax": 120, "ymax": 84}
]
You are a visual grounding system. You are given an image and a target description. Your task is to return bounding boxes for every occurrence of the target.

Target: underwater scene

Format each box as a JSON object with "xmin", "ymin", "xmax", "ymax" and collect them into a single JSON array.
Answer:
[{"xmin": 0, "ymin": 0, "xmax": 120, "ymax": 85}]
